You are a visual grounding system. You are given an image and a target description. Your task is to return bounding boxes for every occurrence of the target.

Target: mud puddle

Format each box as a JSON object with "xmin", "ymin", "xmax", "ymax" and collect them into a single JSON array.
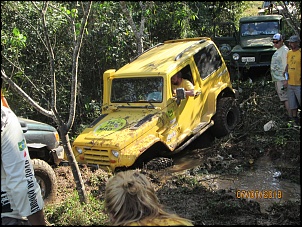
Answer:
[{"xmin": 156, "ymin": 148, "xmax": 301, "ymax": 213}]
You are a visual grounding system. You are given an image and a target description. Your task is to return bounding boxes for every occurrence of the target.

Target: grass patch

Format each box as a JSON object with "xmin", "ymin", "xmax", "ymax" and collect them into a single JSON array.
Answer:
[{"xmin": 44, "ymin": 192, "xmax": 109, "ymax": 226}]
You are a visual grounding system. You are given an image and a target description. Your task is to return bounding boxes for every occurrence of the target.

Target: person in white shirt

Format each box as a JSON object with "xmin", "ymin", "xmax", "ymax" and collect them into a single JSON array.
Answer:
[
  {"xmin": 1, "ymin": 103, "xmax": 46, "ymax": 225},
  {"xmin": 270, "ymin": 33, "xmax": 291, "ymax": 118}
]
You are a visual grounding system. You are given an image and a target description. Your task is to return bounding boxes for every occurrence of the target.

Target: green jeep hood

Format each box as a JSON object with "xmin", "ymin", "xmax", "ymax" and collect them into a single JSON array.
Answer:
[{"xmin": 240, "ymin": 36, "xmax": 274, "ymax": 48}]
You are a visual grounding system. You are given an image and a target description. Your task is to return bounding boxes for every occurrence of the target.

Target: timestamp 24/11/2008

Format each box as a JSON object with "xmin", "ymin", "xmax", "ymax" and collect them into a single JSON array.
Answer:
[{"xmin": 236, "ymin": 190, "xmax": 282, "ymax": 199}]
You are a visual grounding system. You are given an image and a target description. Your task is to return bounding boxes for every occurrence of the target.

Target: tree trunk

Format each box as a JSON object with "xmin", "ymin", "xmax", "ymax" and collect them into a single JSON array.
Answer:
[{"xmin": 59, "ymin": 126, "xmax": 88, "ymax": 204}]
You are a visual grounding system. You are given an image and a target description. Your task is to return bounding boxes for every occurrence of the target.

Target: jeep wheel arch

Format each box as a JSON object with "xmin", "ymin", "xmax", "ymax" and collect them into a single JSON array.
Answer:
[
  {"xmin": 31, "ymin": 159, "xmax": 57, "ymax": 204},
  {"xmin": 210, "ymin": 97, "xmax": 240, "ymax": 138}
]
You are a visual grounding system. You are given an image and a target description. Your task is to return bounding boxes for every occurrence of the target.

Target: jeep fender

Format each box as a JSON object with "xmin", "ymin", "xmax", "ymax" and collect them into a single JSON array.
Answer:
[
  {"xmin": 202, "ymin": 82, "xmax": 232, "ymax": 122},
  {"xmin": 118, "ymin": 135, "xmax": 161, "ymax": 167}
]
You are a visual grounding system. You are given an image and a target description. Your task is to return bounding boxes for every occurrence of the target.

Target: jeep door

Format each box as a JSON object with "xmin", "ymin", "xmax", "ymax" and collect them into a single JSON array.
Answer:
[
  {"xmin": 168, "ymin": 62, "xmax": 204, "ymax": 142},
  {"xmin": 192, "ymin": 42, "xmax": 227, "ymax": 122}
]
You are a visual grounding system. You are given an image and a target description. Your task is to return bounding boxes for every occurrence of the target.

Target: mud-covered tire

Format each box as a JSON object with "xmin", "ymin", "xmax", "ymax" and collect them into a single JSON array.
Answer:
[
  {"xmin": 210, "ymin": 97, "xmax": 240, "ymax": 138},
  {"xmin": 31, "ymin": 159, "xmax": 57, "ymax": 204},
  {"xmin": 145, "ymin": 157, "xmax": 174, "ymax": 171}
]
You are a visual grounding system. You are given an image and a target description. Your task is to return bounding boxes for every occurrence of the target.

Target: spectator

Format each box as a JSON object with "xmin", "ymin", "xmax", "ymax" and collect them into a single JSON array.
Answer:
[
  {"xmin": 244, "ymin": 24, "xmax": 258, "ymax": 35},
  {"xmin": 171, "ymin": 71, "xmax": 195, "ymax": 97},
  {"xmin": 284, "ymin": 35, "xmax": 301, "ymax": 125},
  {"xmin": 104, "ymin": 170, "xmax": 194, "ymax": 226},
  {"xmin": 1, "ymin": 93, "xmax": 46, "ymax": 225},
  {"xmin": 270, "ymin": 33, "xmax": 291, "ymax": 118}
]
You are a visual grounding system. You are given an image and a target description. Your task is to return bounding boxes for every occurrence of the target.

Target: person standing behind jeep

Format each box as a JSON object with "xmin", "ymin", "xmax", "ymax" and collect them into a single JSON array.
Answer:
[
  {"xmin": 270, "ymin": 33, "xmax": 291, "ymax": 118},
  {"xmin": 171, "ymin": 71, "xmax": 195, "ymax": 97},
  {"xmin": 1, "ymin": 104, "xmax": 46, "ymax": 225},
  {"xmin": 284, "ymin": 35, "xmax": 301, "ymax": 124}
]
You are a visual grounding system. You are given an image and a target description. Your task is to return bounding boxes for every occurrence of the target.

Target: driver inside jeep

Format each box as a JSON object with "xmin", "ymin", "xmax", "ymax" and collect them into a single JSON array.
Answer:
[{"xmin": 171, "ymin": 71, "xmax": 195, "ymax": 97}]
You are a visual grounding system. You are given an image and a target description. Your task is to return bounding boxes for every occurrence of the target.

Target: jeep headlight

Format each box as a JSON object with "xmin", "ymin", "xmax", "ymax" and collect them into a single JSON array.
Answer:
[
  {"xmin": 75, "ymin": 147, "xmax": 83, "ymax": 154},
  {"xmin": 232, "ymin": 53, "xmax": 240, "ymax": 61},
  {"xmin": 111, "ymin": 150, "xmax": 119, "ymax": 158}
]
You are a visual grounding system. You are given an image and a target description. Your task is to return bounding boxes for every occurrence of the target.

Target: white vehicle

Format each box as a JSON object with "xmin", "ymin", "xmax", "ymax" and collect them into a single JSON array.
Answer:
[{"xmin": 258, "ymin": 1, "xmax": 296, "ymax": 17}]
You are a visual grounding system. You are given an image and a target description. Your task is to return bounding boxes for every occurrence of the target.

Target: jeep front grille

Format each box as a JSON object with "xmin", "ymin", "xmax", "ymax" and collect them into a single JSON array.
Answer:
[
  {"xmin": 83, "ymin": 147, "xmax": 110, "ymax": 167},
  {"xmin": 260, "ymin": 54, "xmax": 273, "ymax": 63}
]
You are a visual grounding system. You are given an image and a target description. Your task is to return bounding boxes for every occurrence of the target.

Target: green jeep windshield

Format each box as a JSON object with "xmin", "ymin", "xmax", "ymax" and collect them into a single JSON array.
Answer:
[
  {"xmin": 111, "ymin": 77, "xmax": 163, "ymax": 103},
  {"xmin": 241, "ymin": 21, "xmax": 279, "ymax": 36}
]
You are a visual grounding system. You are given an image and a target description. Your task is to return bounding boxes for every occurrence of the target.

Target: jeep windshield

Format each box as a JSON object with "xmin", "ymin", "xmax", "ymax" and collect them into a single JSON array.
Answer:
[
  {"xmin": 111, "ymin": 77, "xmax": 163, "ymax": 103},
  {"xmin": 241, "ymin": 21, "xmax": 279, "ymax": 36}
]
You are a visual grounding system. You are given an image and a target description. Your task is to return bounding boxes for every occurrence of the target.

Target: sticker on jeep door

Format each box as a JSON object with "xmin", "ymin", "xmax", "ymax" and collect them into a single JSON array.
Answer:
[{"xmin": 94, "ymin": 118, "xmax": 126, "ymax": 135}]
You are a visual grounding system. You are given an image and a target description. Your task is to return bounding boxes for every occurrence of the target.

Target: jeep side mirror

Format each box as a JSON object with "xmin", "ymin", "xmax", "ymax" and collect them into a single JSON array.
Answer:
[
  {"xmin": 176, "ymin": 88, "xmax": 185, "ymax": 105},
  {"xmin": 176, "ymin": 88, "xmax": 185, "ymax": 99}
]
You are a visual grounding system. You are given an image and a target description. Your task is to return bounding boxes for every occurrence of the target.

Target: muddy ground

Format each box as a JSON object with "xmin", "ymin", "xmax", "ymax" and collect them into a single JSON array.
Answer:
[{"xmin": 50, "ymin": 78, "xmax": 300, "ymax": 225}]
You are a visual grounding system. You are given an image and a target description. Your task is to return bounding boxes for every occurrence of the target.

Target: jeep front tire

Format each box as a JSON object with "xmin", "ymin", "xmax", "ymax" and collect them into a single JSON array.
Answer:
[
  {"xmin": 31, "ymin": 159, "xmax": 57, "ymax": 204},
  {"xmin": 211, "ymin": 97, "xmax": 240, "ymax": 138},
  {"xmin": 145, "ymin": 157, "xmax": 174, "ymax": 171}
]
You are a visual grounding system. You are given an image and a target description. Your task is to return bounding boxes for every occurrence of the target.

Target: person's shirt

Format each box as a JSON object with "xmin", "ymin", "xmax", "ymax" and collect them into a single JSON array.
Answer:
[
  {"xmin": 172, "ymin": 79, "xmax": 194, "ymax": 94},
  {"xmin": 287, "ymin": 48, "xmax": 301, "ymax": 86},
  {"xmin": 127, "ymin": 216, "xmax": 194, "ymax": 226},
  {"xmin": 1, "ymin": 106, "xmax": 44, "ymax": 220},
  {"xmin": 270, "ymin": 44, "xmax": 289, "ymax": 82}
]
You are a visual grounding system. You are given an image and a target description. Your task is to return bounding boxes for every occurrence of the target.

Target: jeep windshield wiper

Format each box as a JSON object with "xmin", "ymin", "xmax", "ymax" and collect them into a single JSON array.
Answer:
[
  {"xmin": 114, "ymin": 101, "xmax": 157, "ymax": 109},
  {"xmin": 116, "ymin": 105, "xmax": 156, "ymax": 109},
  {"xmin": 146, "ymin": 101, "xmax": 155, "ymax": 109}
]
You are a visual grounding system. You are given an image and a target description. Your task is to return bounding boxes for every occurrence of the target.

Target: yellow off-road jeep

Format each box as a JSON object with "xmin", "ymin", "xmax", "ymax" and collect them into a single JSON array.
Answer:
[{"xmin": 72, "ymin": 37, "xmax": 240, "ymax": 172}]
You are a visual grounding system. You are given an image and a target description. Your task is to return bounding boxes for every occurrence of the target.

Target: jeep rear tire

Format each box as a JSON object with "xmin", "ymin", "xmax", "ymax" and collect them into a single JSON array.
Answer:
[
  {"xmin": 211, "ymin": 97, "xmax": 240, "ymax": 138},
  {"xmin": 31, "ymin": 159, "xmax": 57, "ymax": 204}
]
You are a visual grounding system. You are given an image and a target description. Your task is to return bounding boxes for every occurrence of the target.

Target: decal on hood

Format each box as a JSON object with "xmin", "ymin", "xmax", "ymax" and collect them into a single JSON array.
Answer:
[{"xmin": 94, "ymin": 118, "xmax": 126, "ymax": 136}]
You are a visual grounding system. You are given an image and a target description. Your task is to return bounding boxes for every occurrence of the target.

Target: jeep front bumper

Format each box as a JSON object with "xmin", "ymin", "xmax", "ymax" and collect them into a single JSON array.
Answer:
[{"xmin": 51, "ymin": 145, "xmax": 65, "ymax": 165}]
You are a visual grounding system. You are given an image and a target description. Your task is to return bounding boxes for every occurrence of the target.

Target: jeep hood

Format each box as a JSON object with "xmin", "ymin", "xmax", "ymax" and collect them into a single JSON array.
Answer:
[
  {"xmin": 240, "ymin": 36, "xmax": 274, "ymax": 48},
  {"xmin": 78, "ymin": 111, "xmax": 160, "ymax": 149},
  {"xmin": 18, "ymin": 117, "xmax": 57, "ymax": 132}
]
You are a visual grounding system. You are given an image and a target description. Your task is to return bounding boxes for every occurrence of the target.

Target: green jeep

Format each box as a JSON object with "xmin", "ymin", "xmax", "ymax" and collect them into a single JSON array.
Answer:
[
  {"xmin": 214, "ymin": 15, "xmax": 283, "ymax": 80},
  {"xmin": 72, "ymin": 37, "xmax": 240, "ymax": 172},
  {"xmin": 19, "ymin": 117, "xmax": 64, "ymax": 203}
]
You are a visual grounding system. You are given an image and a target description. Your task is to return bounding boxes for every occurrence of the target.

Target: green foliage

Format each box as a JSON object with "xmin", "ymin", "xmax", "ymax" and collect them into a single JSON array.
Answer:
[
  {"xmin": 44, "ymin": 192, "xmax": 109, "ymax": 225},
  {"xmin": 11, "ymin": 27, "xmax": 27, "ymax": 47},
  {"xmin": 274, "ymin": 135, "xmax": 287, "ymax": 146},
  {"xmin": 44, "ymin": 168, "xmax": 113, "ymax": 225},
  {"xmin": 235, "ymin": 78, "xmax": 300, "ymax": 150},
  {"xmin": 1, "ymin": 1, "xmax": 300, "ymax": 140}
]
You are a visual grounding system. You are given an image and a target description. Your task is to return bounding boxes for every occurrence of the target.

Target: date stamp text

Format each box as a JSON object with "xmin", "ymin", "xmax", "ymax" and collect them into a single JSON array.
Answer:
[{"xmin": 236, "ymin": 190, "xmax": 282, "ymax": 199}]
